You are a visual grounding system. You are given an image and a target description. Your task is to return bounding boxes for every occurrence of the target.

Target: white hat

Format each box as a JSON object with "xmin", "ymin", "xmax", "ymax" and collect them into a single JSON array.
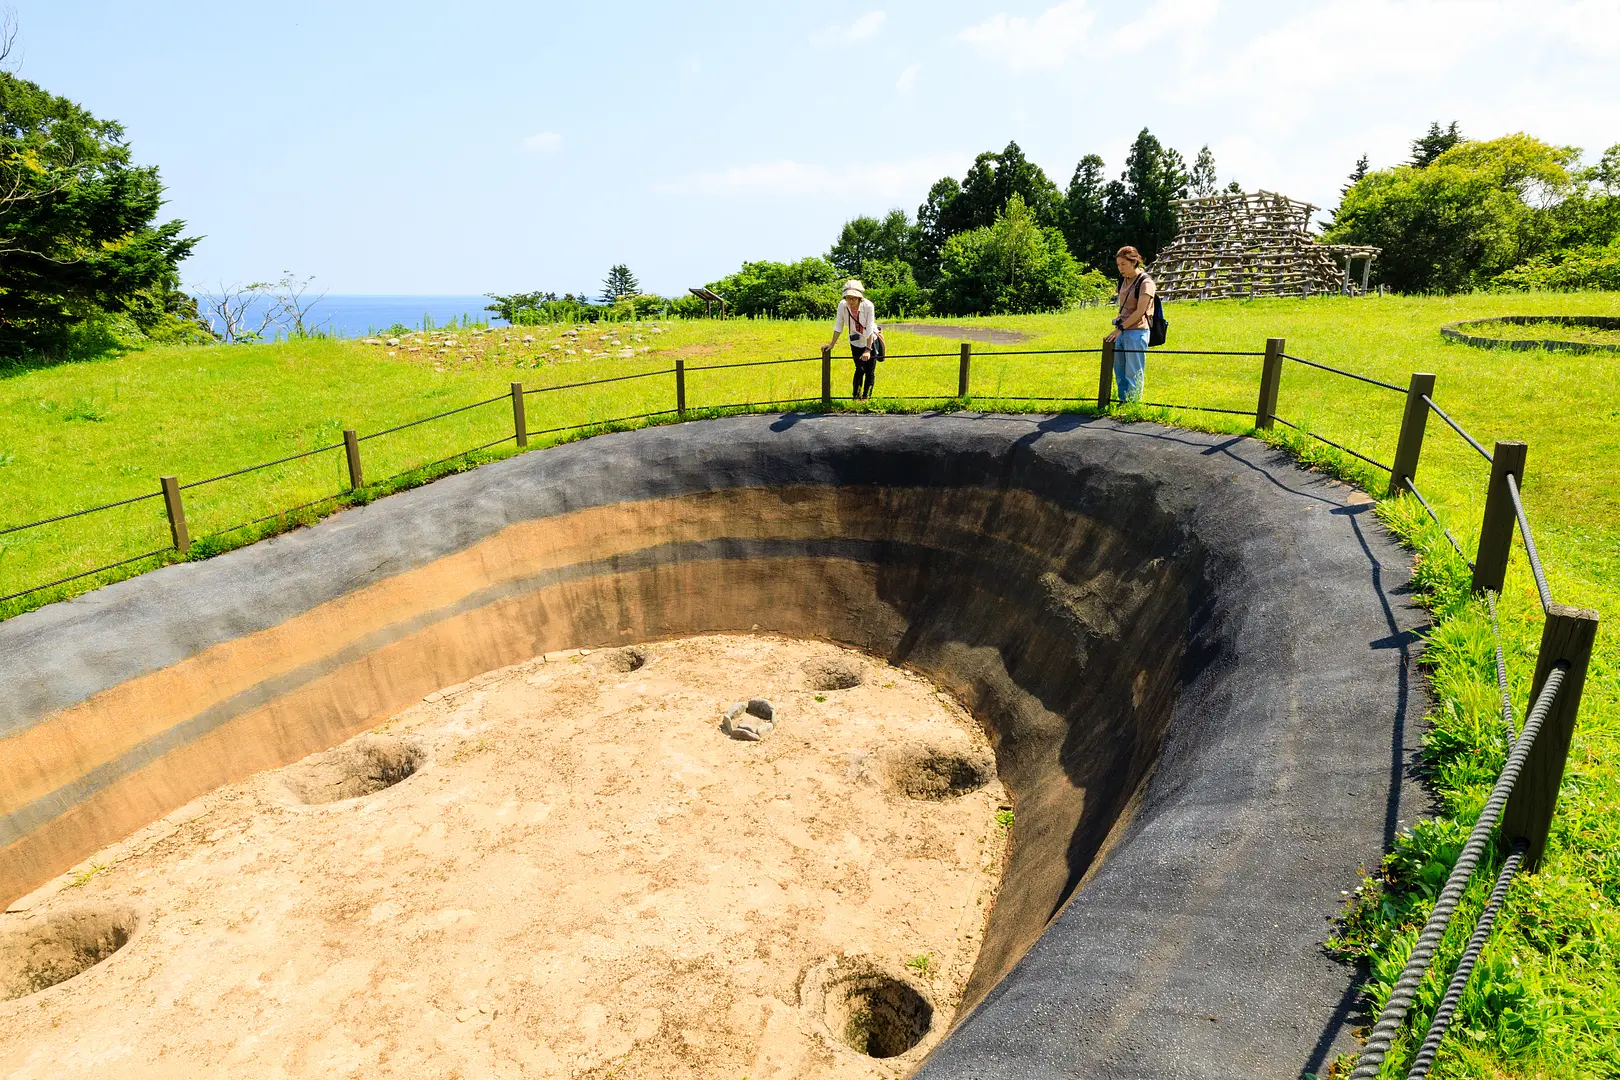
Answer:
[{"xmin": 842, "ymin": 280, "xmax": 865, "ymax": 298}]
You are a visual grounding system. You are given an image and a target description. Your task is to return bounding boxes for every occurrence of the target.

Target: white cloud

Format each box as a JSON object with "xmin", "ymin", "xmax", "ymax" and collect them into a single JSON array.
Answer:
[
  {"xmin": 521, "ymin": 131, "xmax": 563, "ymax": 153},
  {"xmin": 654, "ymin": 154, "xmax": 970, "ymax": 201},
  {"xmin": 815, "ymin": 10, "xmax": 887, "ymax": 45},
  {"xmin": 896, "ymin": 63, "xmax": 921, "ymax": 93},
  {"xmin": 958, "ymin": 0, "xmax": 1095, "ymax": 71}
]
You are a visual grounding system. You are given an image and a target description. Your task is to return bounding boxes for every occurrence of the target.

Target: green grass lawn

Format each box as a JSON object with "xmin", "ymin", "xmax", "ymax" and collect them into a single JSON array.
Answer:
[{"xmin": 3, "ymin": 290, "xmax": 1620, "ymax": 1076}]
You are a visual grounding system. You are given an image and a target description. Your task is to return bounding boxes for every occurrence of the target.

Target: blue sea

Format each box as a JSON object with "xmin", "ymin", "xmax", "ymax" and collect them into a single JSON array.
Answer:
[{"xmin": 193, "ymin": 294, "xmax": 508, "ymax": 339}]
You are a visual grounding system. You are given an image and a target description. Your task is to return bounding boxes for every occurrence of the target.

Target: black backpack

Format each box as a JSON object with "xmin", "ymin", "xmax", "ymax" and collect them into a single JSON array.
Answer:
[{"xmin": 1129, "ymin": 274, "xmax": 1169, "ymax": 347}]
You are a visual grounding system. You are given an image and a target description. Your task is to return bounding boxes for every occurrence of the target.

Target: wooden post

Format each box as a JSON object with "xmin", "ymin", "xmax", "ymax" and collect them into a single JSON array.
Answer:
[
  {"xmin": 958, "ymin": 342, "xmax": 972, "ymax": 398},
  {"xmin": 343, "ymin": 429, "xmax": 363, "ymax": 490},
  {"xmin": 821, "ymin": 345, "xmax": 832, "ymax": 407},
  {"xmin": 1388, "ymin": 373, "xmax": 1436, "ymax": 497},
  {"xmin": 511, "ymin": 382, "xmax": 527, "ymax": 447},
  {"xmin": 674, "ymin": 359, "xmax": 686, "ymax": 417},
  {"xmin": 1360, "ymin": 256, "xmax": 1373, "ymax": 295},
  {"xmin": 1501, "ymin": 604, "xmax": 1600, "ymax": 870},
  {"xmin": 1097, "ymin": 340, "xmax": 1115, "ymax": 411},
  {"xmin": 1472, "ymin": 441, "xmax": 1528, "ymax": 594},
  {"xmin": 1255, "ymin": 337, "xmax": 1286, "ymax": 429},
  {"xmin": 160, "ymin": 476, "xmax": 189, "ymax": 554}
]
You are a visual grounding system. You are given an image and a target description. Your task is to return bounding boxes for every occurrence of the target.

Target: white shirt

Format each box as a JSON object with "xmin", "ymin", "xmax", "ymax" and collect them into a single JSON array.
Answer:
[{"xmin": 833, "ymin": 298, "xmax": 879, "ymax": 347}]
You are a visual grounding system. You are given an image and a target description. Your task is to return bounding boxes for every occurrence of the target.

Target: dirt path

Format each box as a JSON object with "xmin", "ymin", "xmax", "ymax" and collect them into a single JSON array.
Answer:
[
  {"xmin": 1, "ymin": 635, "xmax": 1006, "ymax": 1080},
  {"xmin": 883, "ymin": 324, "xmax": 1030, "ymax": 345}
]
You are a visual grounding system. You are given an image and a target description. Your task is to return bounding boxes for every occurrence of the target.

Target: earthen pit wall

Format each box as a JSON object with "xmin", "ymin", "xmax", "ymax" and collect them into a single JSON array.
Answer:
[{"xmin": 0, "ymin": 477, "xmax": 1198, "ymax": 1015}]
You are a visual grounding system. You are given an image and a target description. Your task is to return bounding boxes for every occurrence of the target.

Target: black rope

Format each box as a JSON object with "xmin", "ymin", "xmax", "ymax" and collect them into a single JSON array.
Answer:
[
  {"xmin": 1405, "ymin": 840, "xmax": 1528, "ymax": 1080},
  {"xmin": 1422, "ymin": 395, "xmax": 1494, "ymax": 464},
  {"xmin": 684, "ymin": 355, "xmax": 818, "ymax": 372},
  {"xmin": 0, "ymin": 489, "xmax": 164, "ymax": 538},
  {"xmin": 376, "ymin": 435, "xmax": 517, "ymax": 484},
  {"xmin": 1505, "ymin": 473, "xmax": 1553, "ymax": 612},
  {"xmin": 0, "ymin": 546, "xmax": 174, "ymax": 605},
  {"xmin": 971, "ymin": 348, "xmax": 1105, "ymax": 356},
  {"xmin": 1350, "ymin": 666, "xmax": 1566, "ymax": 1078},
  {"xmin": 1405, "ymin": 480, "xmax": 1475, "ymax": 570},
  {"xmin": 198, "ymin": 491, "xmax": 349, "ymax": 540},
  {"xmin": 1485, "ymin": 589, "xmax": 1517, "ymax": 744},
  {"xmin": 180, "ymin": 441, "xmax": 345, "ymax": 489},
  {"xmin": 1141, "ymin": 348, "xmax": 1267, "ymax": 357},
  {"xmin": 1112, "ymin": 397, "xmax": 1256, "ymax": 417},
  {"xmin": 1272, "ymin": 416, "xmax": 1394, "ymax": 472},
  {"xmin": 523, "ymin": 368, "xmax": 677, "ymax": 394},
  {"xmin": 526, "ymin": 409, "xmax": 681, "ymax": 439},
  {"xmin": 357, "ymin": 393, "xmax": 510, "ymax": 441},
  {"xmin": 1283, "ymin": 353, "xmax": 1405, "ymax": 393}
]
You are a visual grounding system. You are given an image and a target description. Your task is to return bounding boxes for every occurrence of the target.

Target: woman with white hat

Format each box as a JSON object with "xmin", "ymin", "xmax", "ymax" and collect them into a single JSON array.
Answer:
[{"xmin": 827, "ymin": 279, "xmax": 882, "ymax": 400}]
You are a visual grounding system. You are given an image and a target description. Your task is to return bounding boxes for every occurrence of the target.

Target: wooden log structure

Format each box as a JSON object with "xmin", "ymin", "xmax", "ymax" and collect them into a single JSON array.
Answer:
[{"xmin": 1147, "ymin": 191, "xmax": 1381, "ymax": 301}]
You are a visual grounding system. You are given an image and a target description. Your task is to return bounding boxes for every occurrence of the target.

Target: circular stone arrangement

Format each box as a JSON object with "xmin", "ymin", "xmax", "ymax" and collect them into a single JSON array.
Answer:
[
  {"xmin": 0, "ymin": 634, "xmax": 1004, "ymax": 1079},
  {"xmin": 1441, "ymin": 314, "xmax": 1620, "ymax": 354}
]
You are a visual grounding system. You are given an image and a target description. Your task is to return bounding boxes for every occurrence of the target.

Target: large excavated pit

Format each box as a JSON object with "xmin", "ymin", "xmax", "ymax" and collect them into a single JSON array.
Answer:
[{"xmin": 0, "ymin": 413, "xmax": 1425, "ymax": 1077}]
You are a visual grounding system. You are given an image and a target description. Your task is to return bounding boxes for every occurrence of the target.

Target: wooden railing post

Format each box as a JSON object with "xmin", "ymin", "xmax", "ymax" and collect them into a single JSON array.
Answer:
[
  {"xmin": 821, "ymin": 345, "xmax": 832, "ymax": 407},
  {"xmin": 1097, "ymin": 340, "xmax": 1115, "ymax": 412},
  {"xmin": 1472, "ymin": 441, "xmax": 1528, "ymax": 594},
  {"xmin": 160, "ymin": 476, "xmax": 189, "ymax": 554},
  {"xmin": 1388, "ymin": 372, "xmax": 1436, "ymax": 497},
  {"xmin": 674, "ymin": 360, "xmax": 686, "ymax": 417},
  {"xmin": 1502, "ymin": 604, "xmax": 1600, "ymax": 870},
  {"xmin": 343, "ymin": 429, "xmax": 363, "ymax": 490},
  {"xmin": 511, "ymin": 382, "xmax": 528, "ymax": 447},
  {"xmin": 958, "ymin": 342, "xmax": 972, "ymax": 398},
  {"xmin": 1255, "ymin": 337, "xmax": 1285, "ymax": 429}
]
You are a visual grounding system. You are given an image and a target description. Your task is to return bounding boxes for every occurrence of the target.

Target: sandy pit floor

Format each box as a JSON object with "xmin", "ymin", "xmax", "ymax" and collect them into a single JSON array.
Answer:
[{"xmin": 1, "ymin": 634, "xmax": 1008, "ymax": 1079}]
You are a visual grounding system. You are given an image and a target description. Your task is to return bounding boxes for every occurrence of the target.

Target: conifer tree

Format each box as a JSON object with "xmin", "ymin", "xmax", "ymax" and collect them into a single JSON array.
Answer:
[{"xmin": 600, "ymin": 264, "xmax": 639, "ymax": 302}]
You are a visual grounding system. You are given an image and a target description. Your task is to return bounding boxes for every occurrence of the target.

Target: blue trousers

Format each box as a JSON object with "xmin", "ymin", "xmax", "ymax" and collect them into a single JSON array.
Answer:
[{"xmin": 1113, "ymin": 329, "xmax": 1148, "ymax": 403}]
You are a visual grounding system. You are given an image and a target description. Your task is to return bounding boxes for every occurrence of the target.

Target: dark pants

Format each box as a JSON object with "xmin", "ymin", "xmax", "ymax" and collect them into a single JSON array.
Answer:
[{"xmin": 851, "ymin": 344, "xmax": 876, "ymax": 400}]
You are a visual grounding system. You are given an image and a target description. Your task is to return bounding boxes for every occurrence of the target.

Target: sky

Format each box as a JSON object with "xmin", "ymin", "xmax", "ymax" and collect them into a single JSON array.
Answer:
[{"xmin": 10, "ymin": 0, "xmax": 1620, "ymax": 296}]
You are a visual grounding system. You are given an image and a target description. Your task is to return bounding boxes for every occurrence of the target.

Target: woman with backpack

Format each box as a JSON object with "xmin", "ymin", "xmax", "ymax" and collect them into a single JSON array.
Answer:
[
  {"xmin": 1105, "ymin": 245, "xmax": 1156, "ymax": 403},
  {"xmin": 827, "ymin": 280, "xmax": 883, "ymax": 400}
]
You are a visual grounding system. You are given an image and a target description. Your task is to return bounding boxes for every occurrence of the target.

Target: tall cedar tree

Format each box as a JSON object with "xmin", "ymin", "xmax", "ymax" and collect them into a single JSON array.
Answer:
[
  {"xmin": 1062, "ymin": 155, "xmax": 1111, "ymax": 272},
  {"xmin": 912, "ymin": 141, "xmax": 1064, "ymax": 285},
  {"xmin": 1104, "ymin": 129, "xmax": 1189, "ymax": 263},
  {"xmin": 600, "ymin": 264, "xmax": 639, "ymax": 302},
  {"xmin": 0, "ymin": 72, "xmax": 197, "ymax": 356},
  {"xmin": 829, "ymin": 209, "xmax": 912, "ymax": 277},
  {"xmin": 1189, "ymin": 146, "xmax": 1219, "ymax": 197},
  {"xmin": 1411, "ymin": 121, "xmax": 1465, "ymax": 167}
]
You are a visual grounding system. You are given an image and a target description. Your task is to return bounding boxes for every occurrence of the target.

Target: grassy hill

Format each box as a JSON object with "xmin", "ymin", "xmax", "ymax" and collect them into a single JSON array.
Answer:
[{"xmin": 3, "ymin": 290, "xmax": 1619, "ymax": 1076}]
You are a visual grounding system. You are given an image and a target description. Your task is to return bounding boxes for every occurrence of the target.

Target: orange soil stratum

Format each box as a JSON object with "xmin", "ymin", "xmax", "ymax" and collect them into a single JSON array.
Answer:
[{"xmin": 0, "ymin": 634, "xmax": 1007, "ymax": 1079}]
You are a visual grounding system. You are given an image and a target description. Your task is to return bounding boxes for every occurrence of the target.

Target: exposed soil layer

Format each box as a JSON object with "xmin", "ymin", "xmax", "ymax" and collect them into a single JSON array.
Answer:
[
  {"xmin": 0, "ymin": 635, "xmax": 1003, "ymax": 1079},
  {"xmin": 884, "ymin": 323, "xmax": 1031, "ymax": 344}
]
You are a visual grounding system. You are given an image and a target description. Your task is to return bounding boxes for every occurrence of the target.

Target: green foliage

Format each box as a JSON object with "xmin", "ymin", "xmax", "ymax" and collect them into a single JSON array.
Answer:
[
  {"xmin": 829, "ymin": 209, "xmax": 913, "ymax": 278},
  {"xmin": 600, "ymin": 264, "xmax": 639, "ymax": 302},
  {"xmin": 934, "ymin": 195, "xmax": 1103, "ymax": 315},
  {"xmin": 1103, "ymin": 129, "xmax": 1189, "ymax": 264},
  {"xmin": 1495, "ymin": 238, "xmax": 1620, "ymax": 291},
  {"xmin": 1189, "ymin": 145, "xmax": 1219, "ymax": 198},
  {"xmin": 1063, "ymin": 154, "xmax": 1111, "ymax": 273},
  {"xmin": 913, "ymin": 141, "xmax": 1064, "ymax": 284},
  {"xmin": 1412, "ymin": 120, "xmax": 1467, "ymax": 168},
  {"xmin": 1328, "ymin": 133, "xmax": 1581, "ymax": 293},
  {"xmin": 706, "ymin": 257, "xmax": 842, "ymax": 319},
  {"xmin": 0, "ymin": 71, "xmax": 198, "ymax": 359}
]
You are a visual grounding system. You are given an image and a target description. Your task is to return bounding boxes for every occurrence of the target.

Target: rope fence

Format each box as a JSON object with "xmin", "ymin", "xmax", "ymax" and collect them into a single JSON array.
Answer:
[{"xmin": 0, "ymin": 331, "xmax": 1602, "ymax": 1080}]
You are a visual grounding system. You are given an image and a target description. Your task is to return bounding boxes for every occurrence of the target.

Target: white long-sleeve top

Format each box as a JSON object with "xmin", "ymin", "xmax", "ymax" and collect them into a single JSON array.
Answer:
[{"xmin": 833, "ymin": 298, "xmax": 879, "ymax": 347}]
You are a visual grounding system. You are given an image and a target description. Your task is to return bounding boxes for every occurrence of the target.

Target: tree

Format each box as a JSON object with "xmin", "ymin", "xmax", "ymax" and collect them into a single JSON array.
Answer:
[
  {"xmin": 829, "ymin": 209, "xmax": 911, "ymax": 277},
  {"xmin": 705, "ymin": 257, "xmax": 841, "ymax": 319},
  {"xmin": 913, "ymin": 176, "xmax": 963, "ymax": 286},
  {"xmin": 1189, "ymin": 146, "xmax": 1219, "ymax": 198},
  {"xmin": 1322, "ymin": 154, "xmax": 1372, "ymax": 230},
  {"xmin": 0, "ymin": 70, "xmax": 198, "ymax": 357},
  {"xmin": 1411, "ymin": 121, "xmax": 1465, "ymax": 167},
  {"xmin": 1104, "ymin": 129, "xmax": 1188, "ymax": 262},
  {"xmin": 912, "ymin": 141, "xmax": 1066, "ymax": 284},
  {"xmin": 934, "ymin": 194, "xmax": 1105, "ymax": 315},
  {"xmin": 1326, "ymin": 133, "xmax": 1578, "ymax": 292},
  {"xmin": 600, "ymin": 264, "xmax": 639, "ymax": 302},
  {"xmin": 1062, "ymin": 154, "xmax": 1111, "ymax": 272}
]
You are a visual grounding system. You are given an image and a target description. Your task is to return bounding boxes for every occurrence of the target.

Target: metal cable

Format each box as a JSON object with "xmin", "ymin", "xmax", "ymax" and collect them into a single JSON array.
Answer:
[
  {"xmin": 1505, "ymin": 473, "xmax": 1553, "ymax": 612},
  {"xmin": 179, "ymin": 441, "xmax": 345, "ymax": 489},
  {"xmin": 1283, "ymin": 354, "xmax": 1406, "ymax": 392},
  {"xmin": 1405, "ymin": 840, "xmax": 1528, "ymax": 1080},
  {"xmin": 1485, "ymin": 590, "xmax": 1517, "ymax": 744},
  {"xmin": 357, "ymin": 393, "xmax": 510, "ymax": 441},
  {"xmin": 1272, "ymin": 416, "xmax": 1394, "ymax": 472},
  {"xmin": 1405, "ymin": 480, "xmax": 1475, "ymax": 569},
  {"xmin": 0, "ymin": 489, "xmax": 164, "ymax": 538},
  {"xmin": 0, "ymin": 546, "xmax": 174, "ymax": 605},
  {"xmin": 1422, "ymin": 396, "xmax": 1494, "ymax": 464},
  {"xmin": 1349, "ymin": 665, "xmax": 1567, "ymax": 1079},
  {"xmin": 522, "ymin": 368, "xmax": 677, "ymax": 394}
]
